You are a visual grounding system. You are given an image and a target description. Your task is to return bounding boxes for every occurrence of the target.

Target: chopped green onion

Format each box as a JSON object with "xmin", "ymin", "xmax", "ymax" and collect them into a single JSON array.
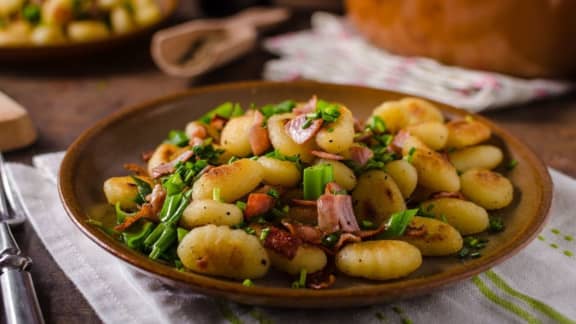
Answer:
[
  {"xmin": 302, "ymin": 164, "xmax": 334, "ymax": 200},
  {"xmin": 366, "ymin": 115, "xmax": 387, "ymax": 134},
  {"xmin": 316, "ymin": 100, "xmax": 341, "ymax": 123},
  {"xmin": 440, "ymin": 214, "xmax": 448, "ymax": 223},
  {"xmin": 489, "ymin": 216, "xmax": 505, "ymax": 233},
  {"xmin": 244, "ymin": 227, "xmax": 256, "ymax": 235},
  {"xmin": 236, "ymin": 201, "xmax": 247, "ymax": 211},
  {"xmin": 149, "ymin": 224, "xmax": 177, "ymax": 260},
  {"xmin": 404, "ymin": 147, "xmax": 416, "ymax": 163},
  {"xmin": 458, "ymin": 236, "xmax": 489, "ymax": 259},
  {"xmin": 242, "ymin": 279, "xmax": 254, "ymax": 287},
  {"xmin": 87, "ymin": 219, "xmax": 119, "ymax": 237},
  {"xmin": 291, "ymin": 269, "xmax": 307, "ymax": 288},
  {"xmin": 131, "ymin": 176, "xmax": 152, "ymax": 205},
  {"xmin": 177, "ymin": 227, "xmax": 189, "ymax": 242},
  {"xmin": 228, "ymin": 156, "xmax": 239, "ymax": 164},
  {"xmin": 165, "ymin": 130, "xmax": 189, "ymax": 147},
  {"xmin": 115, "ymin": 202, "xmax": 136, "ymax": 223},
  {"xmin": 22, "ymin": 4, "xmax": 41, "ymax": 24},
  {"xmin": 260, "ymin": 227, "xmax": 271, "ymax": 241},
  {"xmin": 379, "ymin": 208, "xmax": 419, "ymax": 238},
  {"xmin": 267, "ymin": 188, "xmax": 280, "ymax": 199},
  {"xmin": 199, "ymin": 102, "xmax": 244, "ymax": 124},
  {"xmin": 212, "ymin": 187, "xmax": 221, "ymax": 202},
  {"xmin": 163, "ymin": 172, "xmax": 184, "ymax": 196},
  {"xmin": 260, "ymin": 100, "xmax": 296, "ymax": 118},
  {"xmin": 123, "ymin": 220, "xmax": 154, "ymax": 250},
  {"xmin": 301, "ymin": 118, "xmax": 313, "ymax": 129},
  {"xmin": 506, "ymin": 159, "xmax": 518, "ymax": 171},
  {"xmin": 144, "ymin": 223, "xmax": 165, "ymax": 249}
]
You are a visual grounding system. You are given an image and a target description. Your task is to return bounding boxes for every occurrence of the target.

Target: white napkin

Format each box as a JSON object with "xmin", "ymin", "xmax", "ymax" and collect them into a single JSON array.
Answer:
[
  {"xmin": 7, "ymin": 152, "xmax": 576, "ymax": 324},
  {"xmin": 263, "ymin": 13, "xmax": 573, "ymax": 112}
]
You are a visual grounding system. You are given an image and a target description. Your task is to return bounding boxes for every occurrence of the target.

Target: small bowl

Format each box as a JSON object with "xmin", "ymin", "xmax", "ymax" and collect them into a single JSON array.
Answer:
[
  {"xmin": 0, "ymin": 0, "xmax": 178, "ymax": 61},
  {"xmin": 59, "ymin": 81, "xmax": 552, "ymax": 308}
]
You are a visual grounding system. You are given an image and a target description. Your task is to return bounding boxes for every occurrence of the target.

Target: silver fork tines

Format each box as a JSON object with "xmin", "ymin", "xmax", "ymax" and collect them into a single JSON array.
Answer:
[{"xmin": 0, "ymin": 154, "xmax": 26, "ymax": 225}]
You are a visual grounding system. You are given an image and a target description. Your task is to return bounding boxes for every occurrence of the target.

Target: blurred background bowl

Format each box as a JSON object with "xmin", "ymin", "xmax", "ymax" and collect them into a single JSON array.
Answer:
[{"xmin": 346, "ymin": 0, "xmax": 576, "ymax": 78}]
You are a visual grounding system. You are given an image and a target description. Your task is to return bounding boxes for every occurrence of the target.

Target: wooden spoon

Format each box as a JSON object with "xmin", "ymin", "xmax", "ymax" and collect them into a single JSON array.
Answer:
[
  {"xmin": 151, "ymin": 7, "xmax": 290, "ymax": 78},
  {"xmin": 0, "ymin": 92, "xmax": 37, "ymax": 152}
]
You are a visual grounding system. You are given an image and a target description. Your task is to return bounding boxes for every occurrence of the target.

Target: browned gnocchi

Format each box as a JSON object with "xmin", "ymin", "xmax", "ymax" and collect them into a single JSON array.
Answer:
[{"xmin": 100, "ymin": 96, "xmax": 514, "ymax": 288}]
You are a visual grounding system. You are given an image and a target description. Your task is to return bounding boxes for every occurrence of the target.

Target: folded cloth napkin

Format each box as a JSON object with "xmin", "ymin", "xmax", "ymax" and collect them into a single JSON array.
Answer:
[
  {"xmin": 263, "ymin": 13, "xmax": 573, "ymax": 112},
  {"xmin": 6, "ymin": 152, "xmax": 576, "ymax": 324}
]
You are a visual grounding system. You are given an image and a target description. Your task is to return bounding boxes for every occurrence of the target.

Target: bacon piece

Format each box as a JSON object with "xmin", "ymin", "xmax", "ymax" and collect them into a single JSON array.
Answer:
[
  {"xmin": 262, "ymin": 227, "xmax": 301, "ymax": 260},
  {"xmin": 244, "ymin": 193, "xmax": 275, "ymax": 219},
  {"xmin": 333, "ymin": 233, "xmax": 361, "ymax": 250},
  {"xmin": 353, "ymin": 117, "xmax": 364, "ymax": 132},
  {"xmin": 430, "ymin": 191, "xmax": 465, "ymax": 200},
  {"xmin": 317, "ymin": 192, "xmax": 360, "ymax": 233},
  {"xmin": 307, "ymin": 271, "xmax": 336, "ymax": 290},
  {"xmin": 189, "ymin": 137, "xmax": 204, "ymax": 148},
  {"xmin": 141, "ymin": 150, "xmax": 154, "ymax": 162},
  {"xmin": 391, "ymin": 129, "xmax": 410, "ymax": 153},
  {"xmin": 210, "ymin": 115, "xmax": 228, "ymax": 130},
  {"xmin": 349, "ymin": 145, "xmax": 374, "ymax": 166},
  {"xmin": 148, "ymin": 184, "xmax": 166, "ymax": 216},
  {"xmin": 291, "ymin": 199, "xmax": 317, "ymax": 207},
  {"xmin": 151, "ymin": 150, "xmax": 194, "ymax": 178},
  {"xmin": 249, "ymin": 110, "xmax": 271, "ymax": 155},
  {"xmin": 123, "ymin": 163, "xmax": 148, "ymax": 176},
  {"xmin": 311, "ymin": 150, "xmax": 344, "ymax": 160},
  {"xmin": 405, "ymin": 224, "xmax": 428, "ymax": 238},
  {"xmin": 114, "ymin": 203, "xmax": 154, "ymax": 232},
  {"xmin": 293, "ymin": 95, "xmax": 317, "ymax": 115},
  {"xmin": 285, "ymin": 115, "xmax": 323, "ymax": 144},
  {"xmin": 325, "ymin": 182, "xmax": 344, "ymax": 194},
  {"xmin": 281, "ymin": 221, "xmax": 323, "ymax": 245},
  {"xmin": 186, "ymin": 121, "xmax": 207, "ymax": 141}
]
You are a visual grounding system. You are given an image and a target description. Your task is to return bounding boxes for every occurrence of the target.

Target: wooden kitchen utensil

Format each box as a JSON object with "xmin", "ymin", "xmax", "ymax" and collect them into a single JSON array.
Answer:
[
  {"xmin": 0, "ymin": 92, "xmax": 37, "ymax": 151},
  {"xmin": 151, "ymin": 7, "xmax": 290, "ymax": 78}
]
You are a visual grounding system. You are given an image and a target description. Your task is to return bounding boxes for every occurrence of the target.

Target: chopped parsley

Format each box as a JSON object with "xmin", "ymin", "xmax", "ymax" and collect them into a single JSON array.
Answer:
[
  {"xmin": 458, "ymin": 236, "xmax": 489, "ymax": 259},
  {"xmin": 489, "ymin": 216, "xmax": 505, "ymax": 233},
  {"xmin": 366, "ymin": 115, "xmax": 387, "ymax": 134}
]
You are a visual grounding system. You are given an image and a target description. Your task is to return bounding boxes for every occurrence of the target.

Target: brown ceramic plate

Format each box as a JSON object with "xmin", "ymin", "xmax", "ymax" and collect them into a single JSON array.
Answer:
[
  {"xmin": 0, "ymin": 0, "xmax": 177, "ymax": 61},
  {"xmin": 59, "ymin": 81, "xmax": 552, "ymax": 308}
]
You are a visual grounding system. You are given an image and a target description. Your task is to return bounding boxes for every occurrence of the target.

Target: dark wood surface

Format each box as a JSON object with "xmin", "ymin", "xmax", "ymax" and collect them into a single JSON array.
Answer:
[{"xmin": 1, "ymin": 4, "xmax": 575, "ymax": 324}]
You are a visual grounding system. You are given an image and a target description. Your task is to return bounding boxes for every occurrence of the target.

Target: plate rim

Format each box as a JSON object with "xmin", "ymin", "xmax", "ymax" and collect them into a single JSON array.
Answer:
[{"xmin": 58, "ymin": 80, "xmax": 553, "ymax": 306}]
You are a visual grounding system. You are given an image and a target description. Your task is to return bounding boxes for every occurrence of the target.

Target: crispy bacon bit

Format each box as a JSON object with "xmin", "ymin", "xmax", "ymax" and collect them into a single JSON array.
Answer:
[
  {"xmin": 263, "ymin": 227, "xmax": 301, "ymax": 260},
  {"xmin": 281, "ymin": 221, "xmax": 323, "ymax": 245},
  {"xmin": 151, "ymin": 150, "xmax": 194, "ymax": 178},
  {"xmin": 293, "ymin": 95, "xmax": 317, "ymax": 115},
  {"xmin": 123, "ymin": 163, "xmax": 148, "ymax": 176},
  {"xmin": 285, "ymin": 115, "xmax": 323, "ymax": 144},
  {"xmin": 317, "ymin": 191, "xmax": 360, "ymax": 233},
  {"xmin": 291, "ymin": 199, "xmax": 317, "ymax": 207},
  {"xmin": 354, "ymin": 224, "xmax": 387, "ymax": 239},
  {"xmin": 250, "ymin": 110, "xmax": 272, "ymax": 155},
  {"xmin": 189, "ymin": 137, "xmax": 204, "ymax": 148},
  {"xmin": 333, "ymin": 233, "xmax": 361, "ymax": 250},
  {"xmin": 349, "ymin": 145, "xmax": 374, "ymax": 166},
  {"xmin": 307, "ymin": 271, "xmax": 336, "ymax": 290},
  {"xmin": 186, "ymin": 121, "xmax": 207, "ymax": 141},
  {"xmin": 430, "ymin": 191, "xmax": 465, "ymax": 200},
  {"xmin": 244, "ymin": 193, "xmax": 275, "ymax": 219},
  {"xmin": 210, "ymin": 115, "xmax": 228, "ymax": 131},
  {"xmin": 114, "ymin": 203, "xmax": 154, "ymax": 232},
  {"xmin": 405, "ymin": 224, "xmax": 428, "ymax": 238},
  {"xmin": 196, "ymin": 256, "xmax": 209, "ymax": 269},
  {"xmin": 391, "ymin": 129, "xmax": 410, "ymax": 153},
  {"xmin": 311, "ymin": 150, "xmax": 344, "ymax": 160},
  {"xmin": 148, "ymin": 184, "xmax": 166, "ymax": 216},
  {"xmin": 141, "ymin": 150, "xmax": 154, "ymax": 162}
]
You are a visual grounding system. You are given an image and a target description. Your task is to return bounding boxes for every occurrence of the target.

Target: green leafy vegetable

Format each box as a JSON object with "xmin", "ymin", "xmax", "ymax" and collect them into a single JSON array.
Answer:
[
  {"xmin": 366, "ymin": 115, "xmax": 387, "ymax": 134},
  {"xmin": 149, "ymin": 224, "xmax": 177, "ymax": 260},
  {"xmin": 163, "ymin": 172, "xmax": 185, "ymax": 196},
  {"xmin": 177, "ymin": 227, "xmax": 189, "ymax": 243},
  {"xmin": 260, "ymin": 227, "xmax": 271, "ymax": 241},
  {"xmin": 404, "ymin": 147, "xmax": 416, "ymax": 163},
  {"xmin": 123, "ymin": 221, "xmax": 154, "ymax": 250},
  {"xmin": 291, "ymin": 269, "xmax": 307, "ymax": 288},
  {"xmin": 165, "ymin": 130, "xmax": 189, "ymax": 147},
  {"xmin": 489, "ymin": 216, "xmax": 505, "ymax": 233},
  {"xmin": 22, "ymin": 4, "xmax": 41, "ymax": 24},
  {"xmin": 260, "ymin": 100, "xmax": 296, "ymax": 118},
  {"xmin": 302, "ymin": 164, "xmax": 334, "ymax": 200},
  {"xmin": 458, "ymin": 236, "xmax": 489, "ymax": 259},
  {"xmin": 506, "ymin": 159, "xmax": 518, "ymax": 171},
  {"xmin": 267, "ymin": 188, "xmax": 280, "ymax": 199},
  {"xmin": 315, "ymin": 100, "xmax": 341, "ymax": 123},
  {"xmin": 242, "ymin": 279, "xmax": 254, "ymax": 287},
  {"xmin": 199, "ymin": 102, "xmax": 244, "ymax": 124},
  {"xmin": 321, "ymin": 232, "xmax": 340, "ymax": 248},
  {"xmin": 379, "ymin": 208, "xmax": 419, "ymax": 238},
  {"xmin": 130, "ymin": 176, "xmax": 152, "ymax": 205},
  {"xmin": 115, "ymin": 202, "xmax": 136, "ymax": 223}
]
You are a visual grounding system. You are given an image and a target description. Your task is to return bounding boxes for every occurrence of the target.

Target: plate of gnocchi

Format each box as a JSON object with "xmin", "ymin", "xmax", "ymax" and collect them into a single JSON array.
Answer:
[
  {"xmin": 0, "ymin": 0, "xmax": 177, "ymax": 60},
  {"xmin": 59, "ymin": 81, "xmax": 552, "ymax": 307}
]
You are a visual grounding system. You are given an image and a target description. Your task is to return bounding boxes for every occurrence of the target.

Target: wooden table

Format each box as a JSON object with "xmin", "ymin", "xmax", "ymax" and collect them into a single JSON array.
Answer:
[{"xmin": 1, "ymin": 6, "xmax": 575, "ymax": 324}]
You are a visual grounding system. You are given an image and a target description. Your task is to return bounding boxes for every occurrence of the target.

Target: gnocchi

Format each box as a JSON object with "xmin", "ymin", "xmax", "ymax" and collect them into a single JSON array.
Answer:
[
  {"xmin": 100, "ymin": 96, "xmax": 515, "ymax": 288},
  {"xmin": 177, "ymin": 225, "xmax": 269, "ymax": 279}
]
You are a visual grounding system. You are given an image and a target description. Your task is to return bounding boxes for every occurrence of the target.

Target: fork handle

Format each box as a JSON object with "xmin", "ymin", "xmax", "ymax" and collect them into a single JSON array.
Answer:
[{"xmin": 1, "ymin": 267, "xmax": 44, "ymax": 324}]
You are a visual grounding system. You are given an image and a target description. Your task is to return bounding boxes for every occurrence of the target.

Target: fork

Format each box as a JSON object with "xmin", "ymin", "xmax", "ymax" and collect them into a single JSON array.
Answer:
[{"xmin": 0, "ymin": 153, "xmax": 44, "ymax": 324}]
